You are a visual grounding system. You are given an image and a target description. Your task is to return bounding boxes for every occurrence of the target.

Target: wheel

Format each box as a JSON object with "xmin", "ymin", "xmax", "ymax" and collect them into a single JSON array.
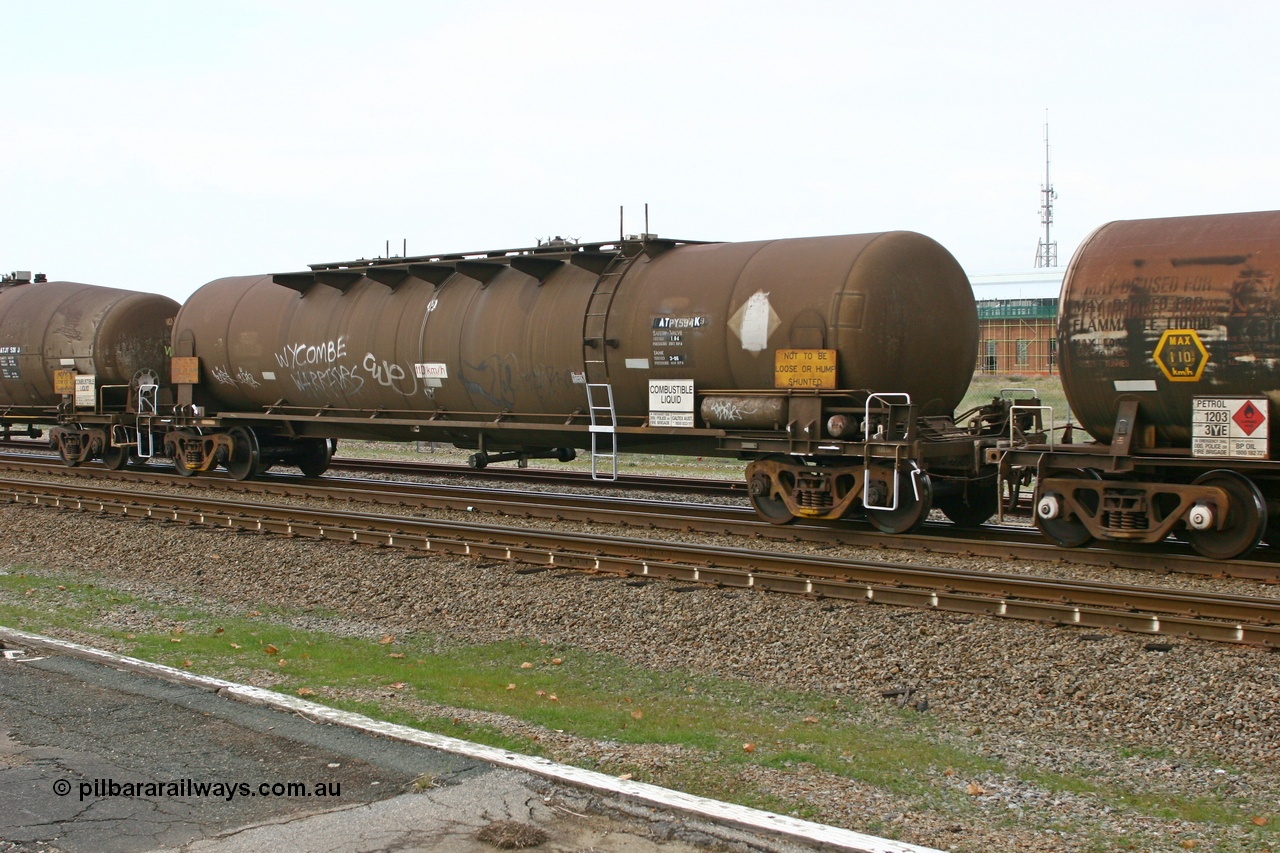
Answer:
[
  {"xmin": 468, "ymin": 452, "xmax": 488, "ymax": 469},
  {"xmin": 101, "ymin": 444, "xmax": 130, "ymax": 470},
  {"xmin": 935, "ymin": 475, "xmax": 999, "ymax": 529},
  {"xmin": 865, "ymin": 468, "xmax": 933, "ymax": 534},
  {"xmin": 172, "ymin": 458, "xmax": 198, "ymax": 477},
  {"xmin": 57, "ymin": 440, "xmax": 82, "ymax": 468},
  {"xmin": 1036, "ymin": 471, "xmax": 1098, "ymax": 549},
  {"xmin": 749, "ymin": 475, "xmax": 795, "ymax": 524},
  {"xmin": 1184, "ymin": 470, "xmax": 1266, "ymax": 560},
  {"xmin": 223, "ymin": 427, "xmax": 261, "ymax": 481},
  {"xmin": 553, "ymin": 447, "xmax": 576, "ymax": 462},
  {"xmin": 747, "ymin": 456, "xmax": 796, "ymax": 525},
  {"xmin": 296, "ymin": 438, "xmax": 332, "ymax": 478}
]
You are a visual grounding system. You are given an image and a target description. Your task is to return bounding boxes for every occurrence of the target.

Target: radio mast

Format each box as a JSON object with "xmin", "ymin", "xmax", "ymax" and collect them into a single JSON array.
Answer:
[{"xmin": 1035, "ymin": 119, "xmax": 1058, "ymax": 268}]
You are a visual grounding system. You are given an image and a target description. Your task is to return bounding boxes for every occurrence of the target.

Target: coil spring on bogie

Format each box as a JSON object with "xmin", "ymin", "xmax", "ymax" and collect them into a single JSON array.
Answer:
[
  {"xmin": 796, "ymin": 489, "xmax": 834, "ymax": 508},
  {"xmin": 1100, "ymin": 491, "xmax": 1148, "ymax": 531},
  {"xmin": 1102, "ymin": 510, "xmax": 1146, "ymax": 530},
  {"xmin": 795, "ymin": 473, "xmax": 834, "ymax": 509}
]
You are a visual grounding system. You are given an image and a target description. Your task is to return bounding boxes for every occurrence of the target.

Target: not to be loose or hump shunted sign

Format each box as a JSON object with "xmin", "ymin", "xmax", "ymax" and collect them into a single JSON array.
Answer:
[
  {"xmin": 774, "ymin": 349, "xmax": 837, "ymax": 389},
  {"xmin": 1191, "ymin": 397, "xmax": 1269, "ymax": 459}
]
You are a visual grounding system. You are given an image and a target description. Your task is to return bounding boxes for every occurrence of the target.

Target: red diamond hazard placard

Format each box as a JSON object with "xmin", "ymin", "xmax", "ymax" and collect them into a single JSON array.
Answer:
[
  {"xmin": 1192, "ymin": 397, "xmax": 1269, "ymax": 459},
  {"xmin": 1233, "ymin": 400, "xmax": 1266, "ymax": 435}
]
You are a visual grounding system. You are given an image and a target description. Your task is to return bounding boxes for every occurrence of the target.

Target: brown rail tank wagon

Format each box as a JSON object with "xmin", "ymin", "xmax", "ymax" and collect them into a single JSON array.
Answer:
[{"xmin": 159, "ymin": 232, "xmax": 1019, "ymax": 530}]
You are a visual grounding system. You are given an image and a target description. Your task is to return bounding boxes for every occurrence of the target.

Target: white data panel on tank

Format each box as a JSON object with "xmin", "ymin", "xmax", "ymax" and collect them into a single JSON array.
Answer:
[{"xmin": 1191, "ymin": 397, "xmax": 1269, "ymax": 459}]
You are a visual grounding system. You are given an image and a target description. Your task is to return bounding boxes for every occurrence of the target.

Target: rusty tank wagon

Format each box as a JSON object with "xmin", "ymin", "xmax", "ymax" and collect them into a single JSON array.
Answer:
[
  {"xmin": 0, "ymin": 272, "xmax": 178, "ymax": 461},
  {"xmin": 996, "ymin": 210, "xmax": 1280, "ymax": 559}
]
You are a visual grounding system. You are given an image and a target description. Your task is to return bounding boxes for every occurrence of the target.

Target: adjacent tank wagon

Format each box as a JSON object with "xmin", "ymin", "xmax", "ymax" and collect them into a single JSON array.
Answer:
[
  {"xmin": 0, "ymin": 273, "xmax": 178, "ymax": 456},
  {"xmin": 0, "ymin": 277, "xmax": 176, "ymax": 409},
  {"xmin": 998, "ymin": 210, "xmax": 1280, "ymax": 559}
]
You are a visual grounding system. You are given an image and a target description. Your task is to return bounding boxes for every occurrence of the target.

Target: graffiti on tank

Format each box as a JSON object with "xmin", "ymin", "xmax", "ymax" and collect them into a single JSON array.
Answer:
[
  {"xmin": 519, "ymin": 364, "xmax": 577, "ymax": 399},
  {"xmin": 363, "ymin": 353, "xmax": 419, "ymax": 396},
  {"xmin": 704, "ymin": 398, "xmax": 747, "ymax": 422},
  {"xmin": 290, "ymin": 364, "xmax": 365, "ymax": 396},
  {"xmin": 273, "ymin": 336, "xmax": 366, "ymax": 396},
  {"xmin": 459, "ymin": 356, "xmax": 574, "ymax": 409},
  {"xmin": 462, "ymin": 355, "xmax": 517, "ymax": 409},
  {"xmin": 211, "ymin": 364, "xmax": 236, "ymax": 386},
  {"xmin": 235, "ymin": 367, "xmax": 261, "ymax": 388},
  {"xmin": 275, "ymin": 336, "xmax": 350, "ymax": 370}
]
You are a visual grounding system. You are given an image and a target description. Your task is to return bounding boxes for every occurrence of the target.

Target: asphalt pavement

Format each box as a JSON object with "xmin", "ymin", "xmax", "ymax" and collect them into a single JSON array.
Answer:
[{"xmin": 1, "ymin": 635, "xmax": 901, "ymax": 853}]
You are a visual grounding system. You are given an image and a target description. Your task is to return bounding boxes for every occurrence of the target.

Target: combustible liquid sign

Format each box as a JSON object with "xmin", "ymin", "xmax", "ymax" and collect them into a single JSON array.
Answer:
[
  {"xmin": 1191, "ymin": 397, "xmax": 1269, "ymax": 459},
  {"xmin": 774, "ymin": 349, "xmax": 837, "ymax": 389},
  {"xmin": 74, "ymin": 375, "xmax": 96, "ymax": 409},
  {"xmin": 649, "ymin": 380, "xmax": 695, "ymax": 428}
]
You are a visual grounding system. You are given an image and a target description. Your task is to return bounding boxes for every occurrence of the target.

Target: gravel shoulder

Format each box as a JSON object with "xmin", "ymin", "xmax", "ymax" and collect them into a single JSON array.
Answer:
[{"xmin": 0, "ymin": 469, "xmax": 1278, "ymax": 853}]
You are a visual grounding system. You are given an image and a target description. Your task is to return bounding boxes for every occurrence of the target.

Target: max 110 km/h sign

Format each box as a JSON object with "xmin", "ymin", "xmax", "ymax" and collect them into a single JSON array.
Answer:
[{"xmin": 1153, "ymin": 329, "xmax": 1209, "ymax": 382}]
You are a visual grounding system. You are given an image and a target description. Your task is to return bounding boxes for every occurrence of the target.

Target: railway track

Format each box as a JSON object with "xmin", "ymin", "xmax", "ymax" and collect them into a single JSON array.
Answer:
[
  {"xmin": 0, "ymin": 441, "xmax": 743, "ymax": 495},
  {"xmin": 2, "ymin": 452, "xmax": 1277, "ymax": 583},
  {"xmin": 328, "ymin": 456, "xmax": 745, "ymax": 495},
  {"xmin": 3, "ymin": 475, "xmax": 1278, "ymax": 648}
]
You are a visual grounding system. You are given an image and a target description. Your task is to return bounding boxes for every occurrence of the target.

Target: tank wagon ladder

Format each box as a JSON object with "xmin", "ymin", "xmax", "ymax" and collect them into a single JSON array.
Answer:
[
  {"xmin": 859, "ymin": 393, "xmax": 925, "ymax": 514},
  {"xmin": 581, "ymin": 254, "xmax": 632, "ymax": 384},
  {"xmin": 134, "ymin": 382, "xmax": 159, "ymax": 459},
  {"xmin": 585, "ymin": 383, "xmax": 618, "ymax": 481}
]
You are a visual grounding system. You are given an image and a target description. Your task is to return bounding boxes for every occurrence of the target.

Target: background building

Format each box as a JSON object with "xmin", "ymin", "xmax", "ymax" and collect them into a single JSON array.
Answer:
[{"xmin": 970, "ymin": 269, "xmax": 1064, "ymax": 375}]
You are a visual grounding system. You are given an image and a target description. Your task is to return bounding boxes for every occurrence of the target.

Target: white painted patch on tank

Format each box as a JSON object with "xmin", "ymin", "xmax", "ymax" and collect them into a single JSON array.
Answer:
[
  {"xmin": 740, "ymin": 291, "xmax": 772, "ymax": 351},
  {"xmin": 728, "ymin": 290, "xmax": 780, "ymax": 353}
]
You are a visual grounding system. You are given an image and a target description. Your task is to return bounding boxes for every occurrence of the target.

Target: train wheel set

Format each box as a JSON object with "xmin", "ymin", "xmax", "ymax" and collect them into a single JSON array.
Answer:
[{"xmin": 4, "ymin": 210, "xmax": 1280, "ymax": 560}]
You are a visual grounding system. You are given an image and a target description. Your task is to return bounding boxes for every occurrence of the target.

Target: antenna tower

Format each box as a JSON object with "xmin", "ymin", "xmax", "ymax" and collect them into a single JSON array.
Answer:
[{"xmin": 1035, "ymin": 119, "xmax": 1058, "ymax": 268}]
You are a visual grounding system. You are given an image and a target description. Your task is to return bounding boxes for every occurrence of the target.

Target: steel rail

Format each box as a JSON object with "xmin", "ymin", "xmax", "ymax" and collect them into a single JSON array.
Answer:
[
  {"xmin": 2, "ymin": 452, "xmax": 1279, "ymax": 582},
  {"xmin": 3, "ymin": 477, "xmax": 1279, "ymax": 647}
]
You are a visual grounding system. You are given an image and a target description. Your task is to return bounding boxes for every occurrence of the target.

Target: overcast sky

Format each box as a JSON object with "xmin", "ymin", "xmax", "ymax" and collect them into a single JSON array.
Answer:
[{"xmin": 4, "ymin": 1, "xmax": 1278, "ymax": 302}]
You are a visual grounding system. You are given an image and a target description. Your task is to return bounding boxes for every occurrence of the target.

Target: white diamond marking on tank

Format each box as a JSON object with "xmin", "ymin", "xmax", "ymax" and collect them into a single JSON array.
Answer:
[{"xmin": 728, "ymin": 290, "xmax": 780, "ymax": 353}]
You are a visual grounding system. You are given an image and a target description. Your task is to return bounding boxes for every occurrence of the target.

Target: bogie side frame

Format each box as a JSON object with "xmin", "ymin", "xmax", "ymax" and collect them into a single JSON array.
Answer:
[{"xmin": 991, "ymin": 397, "xmax": 1277, "ymax": 560}]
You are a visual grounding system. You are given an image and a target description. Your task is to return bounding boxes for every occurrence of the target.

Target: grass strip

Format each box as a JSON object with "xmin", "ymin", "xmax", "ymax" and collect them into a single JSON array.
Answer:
[{"xmin": 0, "ymin": 566, "xmax": 1273, "ymax": 850}]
